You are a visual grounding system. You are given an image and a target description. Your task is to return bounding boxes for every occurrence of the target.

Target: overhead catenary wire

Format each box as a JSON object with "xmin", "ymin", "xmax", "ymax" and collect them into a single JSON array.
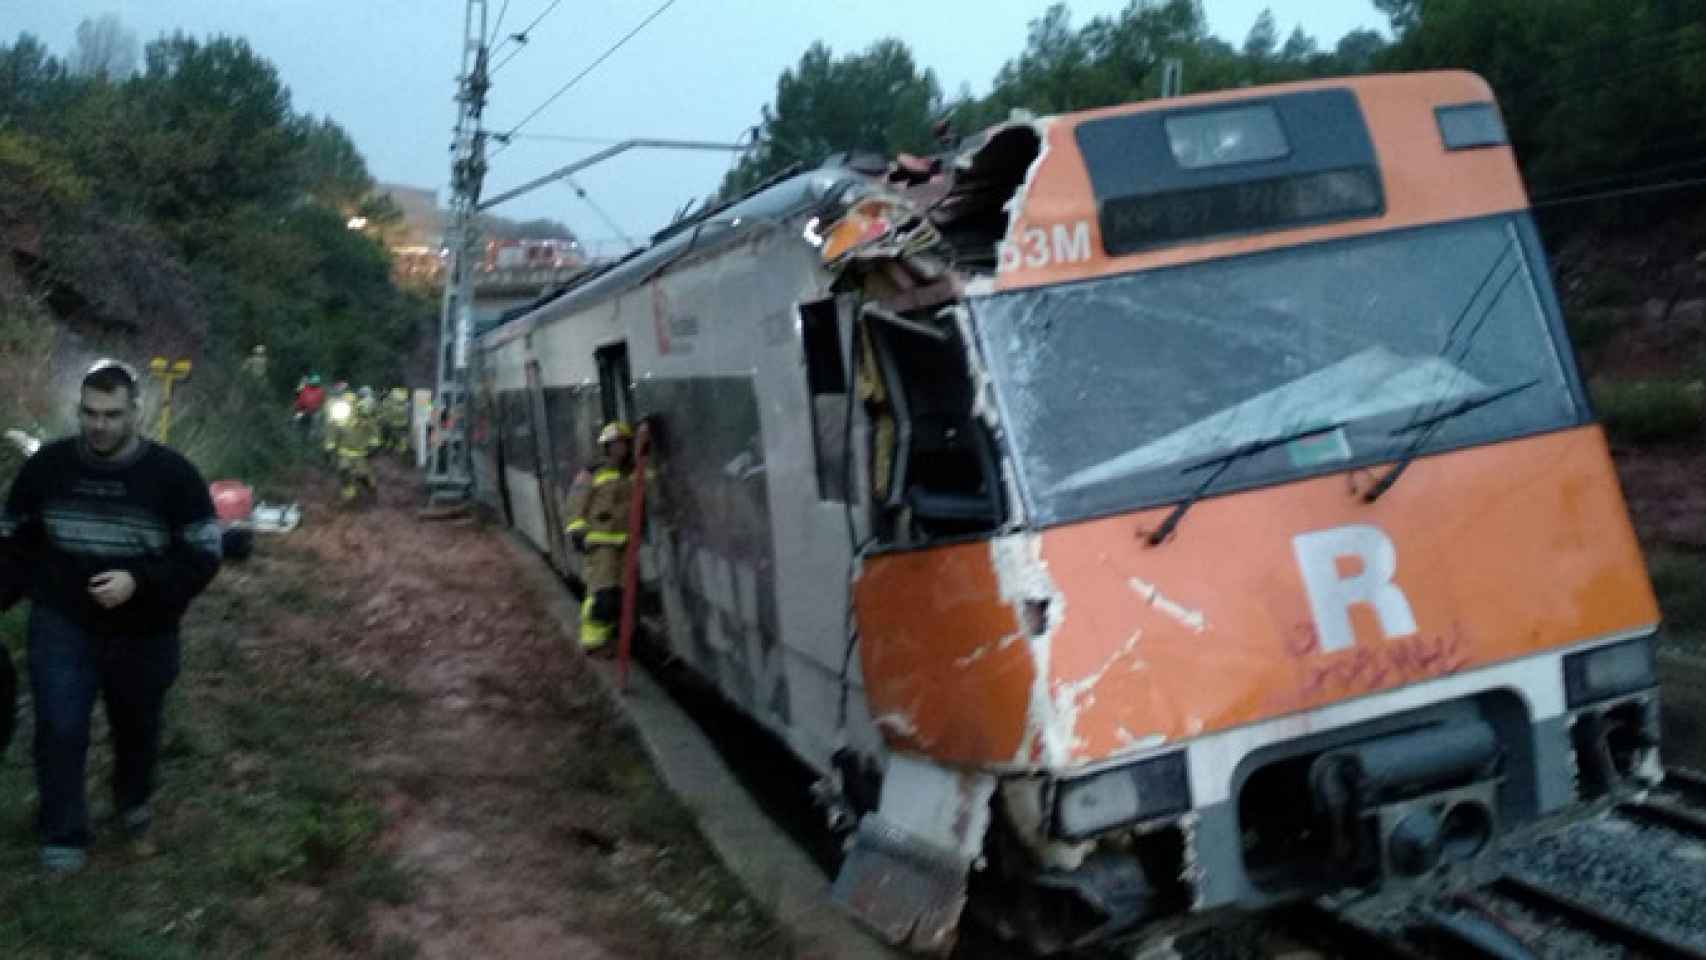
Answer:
[
  {"xmin": 490, "ymin": 0, "xmax": 683, "ymax": 157},
  {"xmin": 487, "ymin": 0, "xmax": 513, "ymax": 48},
  {"xmin": 489, "ymin": 0, "xmax": 565, "ymax": 75},
  {"xmin": 1531, "ymin": 153, "xmax": 1706, "ymax": 200},
  {"xmin": 565, "ymin": 176, "xmax": 641, "ymax": 251},
  {"xmin": 1531, "ymin": 173, "xmax": 1706, "ymax": 209}
]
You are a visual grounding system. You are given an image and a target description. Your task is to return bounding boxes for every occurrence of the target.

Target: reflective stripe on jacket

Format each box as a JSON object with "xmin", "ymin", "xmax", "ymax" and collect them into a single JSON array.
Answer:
[{"xmin": 325, "ymin": 415, "xmax": 382, "ymax": 456}]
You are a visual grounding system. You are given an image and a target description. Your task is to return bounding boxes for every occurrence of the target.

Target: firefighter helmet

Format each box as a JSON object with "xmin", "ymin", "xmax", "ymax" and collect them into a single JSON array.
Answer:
[{"xmin": 598, "ymin": 421, "xmax": 634, "ymax": 445}]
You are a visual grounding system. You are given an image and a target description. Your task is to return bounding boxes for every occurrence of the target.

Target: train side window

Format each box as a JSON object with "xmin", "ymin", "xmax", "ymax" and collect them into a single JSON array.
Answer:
[{"xmin": 801, "ymin": 299, "xmax": 849, "ymax": 502}]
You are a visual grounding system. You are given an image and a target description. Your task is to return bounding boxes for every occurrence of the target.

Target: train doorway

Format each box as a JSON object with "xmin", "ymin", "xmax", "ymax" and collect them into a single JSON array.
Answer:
[{"xmin": 595, "ymin": 343, "xmax": 634, "ymax": 427}]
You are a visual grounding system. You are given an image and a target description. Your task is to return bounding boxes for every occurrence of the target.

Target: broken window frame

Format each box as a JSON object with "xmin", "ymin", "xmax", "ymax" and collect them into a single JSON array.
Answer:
[{"xmin": 858, "ymin": 305, "xmax": 1006, "ymax": 549}]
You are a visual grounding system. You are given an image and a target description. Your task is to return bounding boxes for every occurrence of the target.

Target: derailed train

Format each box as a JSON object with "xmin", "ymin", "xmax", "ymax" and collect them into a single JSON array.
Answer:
[{"xmin": 469, "ymin": 71, "xmax": 1665, "ymax": 954}]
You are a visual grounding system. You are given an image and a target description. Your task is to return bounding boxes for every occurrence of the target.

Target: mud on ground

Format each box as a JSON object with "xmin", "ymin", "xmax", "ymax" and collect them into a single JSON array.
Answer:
[
  {"xmin": 284, "ymin": 460, "xmax": 792, "ymax": 958},
  {"xmin": 0, "ymin": 457, "xmax": 792, "ymax": 958}
]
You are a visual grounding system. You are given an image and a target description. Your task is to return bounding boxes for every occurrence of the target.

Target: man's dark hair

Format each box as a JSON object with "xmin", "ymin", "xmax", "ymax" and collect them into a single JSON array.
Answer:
[{"xmin": 82, "ymin": 363, "xmax": 140, "ymax": 403}]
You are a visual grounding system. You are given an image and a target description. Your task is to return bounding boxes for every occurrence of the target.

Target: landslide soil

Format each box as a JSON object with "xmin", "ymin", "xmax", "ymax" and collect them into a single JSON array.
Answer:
[{"xmin": 277, "ymin": 460, "xmax": 789, "ymax": 959}]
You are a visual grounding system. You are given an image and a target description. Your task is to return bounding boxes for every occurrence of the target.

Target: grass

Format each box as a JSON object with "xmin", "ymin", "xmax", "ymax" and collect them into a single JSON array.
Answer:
[
  {"xmin": 547, "ymin": 695, "xmax": 783, "ymax": 955},
  {"xmin": 1591, "ymin": 379, "xmax": 1706, "ymax": 443},
  {"xmin": 0, "ymin": 551, "xmax": 419, "ymax": 957}
]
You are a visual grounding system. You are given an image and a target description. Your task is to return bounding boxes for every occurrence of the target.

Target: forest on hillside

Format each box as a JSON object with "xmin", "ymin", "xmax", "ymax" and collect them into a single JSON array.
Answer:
[
  {"xmin": 722, "ymin": 0, "xmax": 1706, "ymax": 217},
  {"xmin": 0, "ymin": 18, "xmax": 425, "ymax": 399}
]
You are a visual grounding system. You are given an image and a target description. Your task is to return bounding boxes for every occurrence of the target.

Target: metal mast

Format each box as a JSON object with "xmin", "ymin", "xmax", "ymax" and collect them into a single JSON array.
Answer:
[{"xmin": 428, "ymin": 0, "xmax": 490, "ymax": 497}]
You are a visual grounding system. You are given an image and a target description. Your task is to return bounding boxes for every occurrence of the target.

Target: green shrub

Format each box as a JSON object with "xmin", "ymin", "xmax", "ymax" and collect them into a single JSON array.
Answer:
[
  {"xmin": 1591, "ymin": 379, "xmax": 1705, "ymax": 443},
  {"xmin": 1580, "ymin": 267, "xmax": 1640, "ymax": 308},
  {"xmin": 168, "ymin": 358, "xmax": 307, "ymax": 487},
  {"xmin": 1565, "ymin": 307, "xmax": 1620, "ymax": 355}
]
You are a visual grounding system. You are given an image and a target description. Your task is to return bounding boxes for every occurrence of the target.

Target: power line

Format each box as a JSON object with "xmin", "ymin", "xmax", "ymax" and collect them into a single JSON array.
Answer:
[
  {"xmin": 1531, "ymin": 174, "xmax": 1706, "ymax": 209},
  {"xmin": 489, "ymin": 0, "xmax": 566, "ymax": 74},
  {"xmin": 565, "ymin": 176, "xmax": 641, "ymax": 251},
  {"xmin": 504, "ymin": 132, "xmax": 640, "ymax": 144},
  {"xmin": 1532, "ymin": 153, "xmax": 1706, "ymax": 199},
  {"xmin": 487, "ymin": 0, "xmax": 512, "ymax": 48},
  {"xmin": 492, "ymin": 0, "xmax": 682, "ymax": 152}
]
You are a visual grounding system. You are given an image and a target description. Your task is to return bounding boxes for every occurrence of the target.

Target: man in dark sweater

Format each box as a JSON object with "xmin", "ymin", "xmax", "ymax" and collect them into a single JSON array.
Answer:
[{"xmin": 0, "ymin": 360, "xmax": 222, "ymax": 875}]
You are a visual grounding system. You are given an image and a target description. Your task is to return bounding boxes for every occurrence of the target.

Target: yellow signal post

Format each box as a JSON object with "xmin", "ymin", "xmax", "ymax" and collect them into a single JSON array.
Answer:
[{"xmin": 149, "ymin": 357, "xmax": 193, "ymax": 442}]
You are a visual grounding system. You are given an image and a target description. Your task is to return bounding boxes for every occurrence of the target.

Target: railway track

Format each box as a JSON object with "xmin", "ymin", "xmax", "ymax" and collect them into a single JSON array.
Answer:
[{"xmin": 1272, "ymin": 767, "xmax": 1706, "ymax": 960}]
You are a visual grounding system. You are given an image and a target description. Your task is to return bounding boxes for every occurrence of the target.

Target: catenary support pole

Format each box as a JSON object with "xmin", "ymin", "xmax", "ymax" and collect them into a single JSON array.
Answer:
[{"xmin": 427, "ymin": 0, "xmax": 490, "ymax": 500}]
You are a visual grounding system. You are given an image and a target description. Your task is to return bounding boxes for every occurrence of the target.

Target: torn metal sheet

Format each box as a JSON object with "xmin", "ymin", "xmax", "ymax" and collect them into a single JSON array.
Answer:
[{"xmin": 832, "ymin": 754, "xmax": 996, "ymax": 954}]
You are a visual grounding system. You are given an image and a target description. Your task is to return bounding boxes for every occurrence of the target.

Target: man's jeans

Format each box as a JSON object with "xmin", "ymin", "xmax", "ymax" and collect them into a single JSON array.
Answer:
[{"xmin": 27, "ymin": 603, "xmax": 180, "ymax": 849}]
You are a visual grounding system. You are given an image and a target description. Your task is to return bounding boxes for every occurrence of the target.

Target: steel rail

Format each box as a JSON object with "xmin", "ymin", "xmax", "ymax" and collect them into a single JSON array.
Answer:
[
  {"xmin": 1619, "ymin": 798, "xmax": 1706, "ymax": 841},
  {"xmin": 1491, "ymin": 873, "xmax": 1706, "ymax": 960},
  {"xmin": 1665, "ymin": 766, "xmax": 1706, "ymax": 806},
  {"xmin": 1278, "ymin": 903, "xmax": 1437, "ymax": 960}
]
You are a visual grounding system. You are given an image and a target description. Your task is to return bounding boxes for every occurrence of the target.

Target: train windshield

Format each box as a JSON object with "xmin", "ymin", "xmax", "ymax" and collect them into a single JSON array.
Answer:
[{"xmin": 975, "ymin": 215, "xmax": 1583, "ymax": 525}]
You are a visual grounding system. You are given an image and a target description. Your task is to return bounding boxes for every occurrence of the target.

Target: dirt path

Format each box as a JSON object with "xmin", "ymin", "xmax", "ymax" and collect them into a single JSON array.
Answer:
[{"xmin": 285, "ymin": 462, "xmax": 788, "ymax": 959}]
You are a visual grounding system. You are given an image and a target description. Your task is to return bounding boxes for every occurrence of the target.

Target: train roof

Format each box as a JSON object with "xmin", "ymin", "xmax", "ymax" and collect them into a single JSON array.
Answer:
[{"xmin": 475, "ymin": 167, "xmax": 867, "ymax": 340}]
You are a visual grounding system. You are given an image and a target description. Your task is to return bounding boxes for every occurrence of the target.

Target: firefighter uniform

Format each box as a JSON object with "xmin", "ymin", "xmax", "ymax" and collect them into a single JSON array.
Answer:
[
  {"xmin": 324, "ymin": 393, "xmax": 382, "ymax": 501},
  {"xmin": 564, "ymin": 422, "xmax": 652, "ymax": 651},
  {"xmin": 380, "ymin": 387, "xmax": 411, "ymax": 454}
]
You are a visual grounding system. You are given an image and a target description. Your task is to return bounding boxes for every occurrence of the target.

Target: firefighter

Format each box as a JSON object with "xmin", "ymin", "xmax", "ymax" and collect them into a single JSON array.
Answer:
[
  {"xmin": 292, "ymin": 374, "xmax": 325, "ymax": 443},
  {"xmin": 380, "ymin": 387, "xmax": 411, "ymax": 455},
  {"xmin": 323, "ymin": 391, "xmax": 381, "ymax": 502},
  {"xmin": 564, "ymin": 421, "xmax": 652, "ymax": 653}
]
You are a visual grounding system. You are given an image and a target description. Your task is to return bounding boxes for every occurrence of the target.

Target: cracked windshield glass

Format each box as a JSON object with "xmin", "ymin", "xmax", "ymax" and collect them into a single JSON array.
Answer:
[{"xmin": 976, "ymin": 215, "xmax": 1582, "ymax": 525}]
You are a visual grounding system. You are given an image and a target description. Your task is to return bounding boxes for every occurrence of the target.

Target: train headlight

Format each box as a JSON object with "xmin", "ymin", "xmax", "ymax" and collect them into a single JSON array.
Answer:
[
  {"xmin": 328, "ymin": 399, "xmax": 353, "ymax": 425},
  {"xmin": 1563, "ymin": 635, "xmax": 1655, "ymax": 708},
  {"xmin": 1051, "ymin": 751, "xmax": 1191, "ymax": 840}
]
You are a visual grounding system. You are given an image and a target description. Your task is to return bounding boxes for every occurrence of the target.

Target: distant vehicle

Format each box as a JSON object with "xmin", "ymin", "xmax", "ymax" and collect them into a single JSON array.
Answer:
[{"xmin": 470, "ymin": 72, "xmax": 1662, "ymax": 955}]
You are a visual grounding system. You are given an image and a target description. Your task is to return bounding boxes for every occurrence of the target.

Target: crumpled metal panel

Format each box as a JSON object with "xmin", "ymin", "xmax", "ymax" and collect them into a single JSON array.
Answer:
[
  {"xmin": 832, "ymin": 817, "xmax": 969, "ymax": 954},
  {"xmin": 832, "ymin": 755, "xmax": 998, "ymax": 954}
]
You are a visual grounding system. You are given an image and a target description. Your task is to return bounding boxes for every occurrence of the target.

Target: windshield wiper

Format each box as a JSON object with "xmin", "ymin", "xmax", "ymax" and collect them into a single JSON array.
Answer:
[
  {"xmin": 1363, "ymin": 378, "xmax": 1541, "ymax": 503},
  {"xmin": 1147, "ymin": 421, "xmax": 1347, "ymax": 546}
]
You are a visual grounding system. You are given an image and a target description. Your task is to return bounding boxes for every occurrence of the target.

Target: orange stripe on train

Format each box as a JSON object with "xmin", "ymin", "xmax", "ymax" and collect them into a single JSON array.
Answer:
[{"xmin": 855, "ymin": 425, "xmax": 1658, "ymax": 769}]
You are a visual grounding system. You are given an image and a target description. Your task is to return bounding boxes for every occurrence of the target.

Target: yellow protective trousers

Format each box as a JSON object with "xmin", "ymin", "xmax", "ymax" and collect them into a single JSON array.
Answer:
[
  {"xmin": 336, "ymin": 450, "xmax": 375, "ymax": 501},
  {"xmin": 578, "ymin": 587, "xmax": 621, "ymax": 651}
]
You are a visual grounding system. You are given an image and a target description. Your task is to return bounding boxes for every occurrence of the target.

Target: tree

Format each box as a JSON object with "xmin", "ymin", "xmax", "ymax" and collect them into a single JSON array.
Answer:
[
  {"xmin": 297, "ymin": 115, "xmax": 373, "ymax": 212},
  {"xmin": 68, "ymin": 14, "xmax": 138, "ymax": 79},
  {"xmin": 1280, "ymin": 26, "xmax": 1319, "ymax": 62},
  {"xmin": 117, "ymin": 33, "xmax": 305, "ymax": 244},
  {"xmin": 0, "ymin": 34, "xmax": 71, "ymax": 132},
  {"xmin": 721, "ymin": 38, "xmax": 943, "ymax": 197},
  {"xmin": 1374, "ymin": 0, "xmax": 1422, "ymax": 37},
  {"xmin": 1243, "ymin": 8, "xmax": 1280, "ymax": 61},
  {"xmin": 1333, "ymin": 29, "xmax": 1389, "ymax": 73}
]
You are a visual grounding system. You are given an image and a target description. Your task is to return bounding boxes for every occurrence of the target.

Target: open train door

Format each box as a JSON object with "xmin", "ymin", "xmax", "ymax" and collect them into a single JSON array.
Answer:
[{"xmin": 525, "ymin": 359, "xmax": 569, "ymax": 571}]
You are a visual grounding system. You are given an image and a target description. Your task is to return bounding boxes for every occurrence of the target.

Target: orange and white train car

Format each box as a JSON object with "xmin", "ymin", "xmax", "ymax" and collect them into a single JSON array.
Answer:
[{"xmin": 472, "ymin": 71, "xmax": 1664, "ymax": 955}]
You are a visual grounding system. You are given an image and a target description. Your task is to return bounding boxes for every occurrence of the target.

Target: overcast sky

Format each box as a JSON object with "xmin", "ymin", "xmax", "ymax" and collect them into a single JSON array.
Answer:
[{"xmin": 13, "ymin": 1, "xmax": 1388, "ymax": 256}]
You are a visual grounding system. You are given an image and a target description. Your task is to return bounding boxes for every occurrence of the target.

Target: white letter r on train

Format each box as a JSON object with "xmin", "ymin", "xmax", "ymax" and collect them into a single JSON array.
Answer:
[{"xmin": 1292, "ymin": 524, "xmax": 1418, "ymax": 653}]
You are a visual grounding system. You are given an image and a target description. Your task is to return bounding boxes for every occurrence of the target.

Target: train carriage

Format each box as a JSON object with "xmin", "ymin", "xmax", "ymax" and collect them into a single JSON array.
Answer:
[{"xmin": 470, "ymin": 71, "xmax": 1665, "ymax": 956}]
